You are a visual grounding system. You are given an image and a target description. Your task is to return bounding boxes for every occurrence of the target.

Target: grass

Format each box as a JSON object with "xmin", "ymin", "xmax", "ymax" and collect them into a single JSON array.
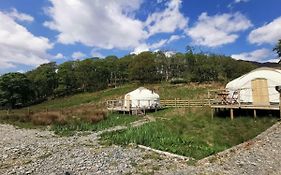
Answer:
[
  {"xmin": 51, "ymin": 113, "xmax": 140, "ymax": 136},
  {"xmin": 101, "ymin": 108, "xmax": 278, "ymax": 160},
  {"xmin": 0, "ymin": 111, "xmax": 140, "ymax": 136},
  {"xmin": 0, "ymin": 82, "xmax": 277, "ymax": 160},
  {"xmin": 0, "ymin": 84, "xmax": 139, "ymax": 115},
  {"xmin": 0, "ymin": 82, "xmax": 220, "ymax": 116}
]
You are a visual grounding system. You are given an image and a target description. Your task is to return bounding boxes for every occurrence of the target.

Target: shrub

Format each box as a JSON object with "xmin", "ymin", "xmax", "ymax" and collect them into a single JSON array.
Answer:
[
  {"xmin": 0, "ymin": 113, "xmax": 30, "ymax": 123},
  {"xmin": 30, "ymin": 112, "xmax": 66, "ymax": 125}
]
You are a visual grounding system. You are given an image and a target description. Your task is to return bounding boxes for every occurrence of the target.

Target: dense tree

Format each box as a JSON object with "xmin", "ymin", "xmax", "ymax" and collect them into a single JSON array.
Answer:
[
  {"xmin": 129, "ymin": 52, "xmax": 160, "ymax": 83},
  {"xmin": 0, "ymin": 73, "xmax": 34, "ymax": 108},
  {"xmin": 75, "ymin": 59, "xmax": 110, "ymax": 91},
  {"xmin": 55, "ymin": 61, "xmax": 79, "ymax": 96},
  {"xmin": 0, "ymin": 50, "xmax": 261, "ymax": 109},
  {"xmin": 26, "ymin": 62, "xmax": 58, "ymax": 99}
]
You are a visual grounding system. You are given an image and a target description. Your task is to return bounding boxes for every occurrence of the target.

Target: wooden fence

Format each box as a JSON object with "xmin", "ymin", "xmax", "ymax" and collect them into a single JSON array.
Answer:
[{"xmin": 160, "ymin": 99, "xmax": 211, "ymax": 108}]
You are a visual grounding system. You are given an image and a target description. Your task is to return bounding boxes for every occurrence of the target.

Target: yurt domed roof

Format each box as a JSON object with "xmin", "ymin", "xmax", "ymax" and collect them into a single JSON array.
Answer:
[
  {"xmin": 226, "ymin": 67, "xmax": 281, "ymax": 90},
  {"xmin": 125, "ymin": 87, "xmax": 159, "ymax": 100}
]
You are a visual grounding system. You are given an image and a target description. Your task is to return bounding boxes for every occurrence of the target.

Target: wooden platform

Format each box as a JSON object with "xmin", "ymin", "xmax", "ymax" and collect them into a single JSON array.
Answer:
[
  {"xmin": 211, "ymin": 104, "xmax": 280, "ymax": 110},
  {"xmin": 211, "ymin": 104, "xmax": 281, "ymax": 120}
]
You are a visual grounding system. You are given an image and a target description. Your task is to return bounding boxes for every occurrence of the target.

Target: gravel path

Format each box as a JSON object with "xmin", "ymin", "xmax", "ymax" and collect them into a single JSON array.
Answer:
[
  {"xmin": 0, "ymin": 124, "xmax": 188, "ymax": 175},
  {"xmin": 1, "ymin": 121, "xmax": 281, "ymax": 175}
]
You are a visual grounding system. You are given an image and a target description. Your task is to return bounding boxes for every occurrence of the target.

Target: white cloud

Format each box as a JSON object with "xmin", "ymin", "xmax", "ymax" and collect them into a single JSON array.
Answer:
[
  {"xmin": 131, "ymin": 44, "xmax": 150, "ymax": 55},
  {"xmin": 0, "ymin": 11, "xmax": 52, "ymax": 69},
  {"xmin": 44, "ymin": 0, "xmax": 146, "ymax": 49},
  {"xmin": 248, "ymin": 16, "xmax": 281, "ymax": 45},
  {"xmin": 44, "ymin": 0, "xmax": 188, "ymax": 53},
  {"xmin": 145, "ymin": 0, "xmax": 188, "ymax": 37},
  {"xmin": 266, "ymin": 58, "xmax": 280, "ymax": 63},
  {"xmin": 167, "ymin": 34, "xmax": 184, "ymax": 43},
  {"xmin": 231, "ymin": 48, "xmax": 274, "ymax": 62},
  {"xmin": 92, "ymin": 53, "xmax": 105, "ymax": 58},
  {"xmin": 150, "ymin": 39, "xmax": 168, "ymax": 49},
  {"xmin": 17, "ymin": 70, "xmax": 25, "ymax": 73},
  {"xmin": 234, "ymin": 0, "xmax": 249, "ymax": 3},
  {"xmin": 228, "ymin": 0, "xmax": 249, "ymax": 8},
  {"xmin": 54, "ymin": 53, "xmax": 64, "ymax": 59},
  {"xmin": 131, "ymin": 34, "xmax": 184, "ymax": 54},
  {"xmin": 72, "ymin": 51, "xmax": 86, "ymax": 60},
  {"xmin": 5, "ymin": 8, "xmax": 34, "ymax": 22},
  {"xmin": 186, "ymin": 12, "xmax": 252, "ymax": 47},
  {"xmin": 131, "ymin": 38, "xmax": 171, "ymax": 54}
]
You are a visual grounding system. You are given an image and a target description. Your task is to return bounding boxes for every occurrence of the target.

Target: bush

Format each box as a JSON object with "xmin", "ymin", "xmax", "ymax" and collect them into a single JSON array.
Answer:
[
  {"xmin": 0, "ymin": 113, "xmax": 30, "ymax": 123},
  {"xmin": 30, "ymin": 112, "xmax": 66, "ymax": 125},
  {"xmin": 83, "ymin": 110, "xmax": 107, "ymax": 124}
]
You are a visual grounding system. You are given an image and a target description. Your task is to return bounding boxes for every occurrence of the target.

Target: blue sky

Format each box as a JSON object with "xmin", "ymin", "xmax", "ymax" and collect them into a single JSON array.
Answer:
[{"xmin": 0, "ymin": 0, "xmax": 281, "ymax": 74}]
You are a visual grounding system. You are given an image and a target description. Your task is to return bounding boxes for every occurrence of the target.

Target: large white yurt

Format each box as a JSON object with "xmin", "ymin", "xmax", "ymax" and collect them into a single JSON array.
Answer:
[
  {"xmin": 123, "ymin": 87, "xmax": 160, "ymax": 109},
  {"xmin": 226, "ymin": 67, "xmax": 281, "ymax": 105}
]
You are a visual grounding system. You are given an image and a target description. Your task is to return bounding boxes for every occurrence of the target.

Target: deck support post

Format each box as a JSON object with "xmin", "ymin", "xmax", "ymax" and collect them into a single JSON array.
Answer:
[
  {"xmin": 279, "ymin": 93, "xmax": 281, "ymax": 119},
  {"xmin": 230, "ymin": 109, "xmax": 234, "ymax": 120},
  {"xmin": 253, "ymin": 109, "xmax": 257, "ymax": 119},
  {"xmin": 211, "ymin": 108, "xmax": 214, "ymax": 119}
]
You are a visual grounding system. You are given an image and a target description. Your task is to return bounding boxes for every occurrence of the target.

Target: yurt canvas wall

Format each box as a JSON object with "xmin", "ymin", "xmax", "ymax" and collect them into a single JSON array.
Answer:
[
  {"xmin": 226, "ymin": 67, "xmax": 281, "ymax": 105},
  {"xmin": 123, "ymin": 87, "xmax": 160, "ymax": 108}
]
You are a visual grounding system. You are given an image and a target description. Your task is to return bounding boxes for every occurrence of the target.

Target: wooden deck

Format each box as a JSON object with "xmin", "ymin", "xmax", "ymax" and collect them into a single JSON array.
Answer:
[
  {"xmin": 209, "ymin": 88, "xmax": 281, "ymax": 120},
  {"xmin": 211, "ymin": 104, "xmax": 281, "ymax": 120},
  {"xmin": 106, "ymin": 99, "xmax": 160, "ymax": 115},
  {"xmin": 211, "ymin": 104, "xmax": 280, "ymax": 110}
]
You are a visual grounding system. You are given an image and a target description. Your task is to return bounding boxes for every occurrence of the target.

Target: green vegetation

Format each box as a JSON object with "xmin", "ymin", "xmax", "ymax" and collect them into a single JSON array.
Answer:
[
  {"xmin": 0, "ymin": 82, "xmax": 278, "ymax": 160},
  {"xmin": 0, "ymin": 51, "xmax": 258, "ymax": 109},
  {"xmin": 52, "ymin": 114, "xmax": 139, "ymax": 136},
  {"xmin": 101, "ymin": 108, "xmax": 278, "ymax": 160},
  {"xmin": 0, "ymin": 111, "xmax": 140, "ymax": 136}
]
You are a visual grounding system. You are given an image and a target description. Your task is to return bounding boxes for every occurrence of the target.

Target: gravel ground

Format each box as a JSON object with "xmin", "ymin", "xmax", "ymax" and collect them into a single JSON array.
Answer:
[
  {"xmin": 0, "ymin": 124, "xmax": 188, "ymax": 175},
  {"xmin": 1, "ymin": 121, "xmax": 281, "ymax": 175}
]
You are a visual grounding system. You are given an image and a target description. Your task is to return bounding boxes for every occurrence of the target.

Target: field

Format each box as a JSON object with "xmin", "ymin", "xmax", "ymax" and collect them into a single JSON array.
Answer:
[
  {"xmin": 101, "ymin": 108, "xmax": 277, "ymax": 160},
  {"xmin": 0, "ymin": 83, "xmax": 278, "ymax": 160}
]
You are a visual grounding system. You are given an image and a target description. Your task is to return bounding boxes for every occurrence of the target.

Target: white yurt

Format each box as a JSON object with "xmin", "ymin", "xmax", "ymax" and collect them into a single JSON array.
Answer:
[
  {"xmin": 226, "ymin": 67, "xmax": 281, "ymax": 105},
  {"xmin": 123, "ymin": 87, "xmax": 160, "ymax": 109}
]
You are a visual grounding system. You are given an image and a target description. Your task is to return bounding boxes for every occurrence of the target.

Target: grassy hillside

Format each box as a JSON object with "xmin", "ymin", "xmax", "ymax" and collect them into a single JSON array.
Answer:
[
  {"xmin": 1, "ymin": 82, "xmax": 221, "ymax": 114},
  {"xmin": 0, "ymin": 82, "xmax": 278, "ymax": 160}
]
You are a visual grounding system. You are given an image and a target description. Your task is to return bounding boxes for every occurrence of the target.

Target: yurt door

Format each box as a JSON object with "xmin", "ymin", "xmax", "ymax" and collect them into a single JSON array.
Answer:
[
  {"xmin": 125, "ymin": 95, "xmax": 131, "ymax": 109},
  {"xmin": 251, "ymin": 78, "xmax": 270, "ymax": 106}
]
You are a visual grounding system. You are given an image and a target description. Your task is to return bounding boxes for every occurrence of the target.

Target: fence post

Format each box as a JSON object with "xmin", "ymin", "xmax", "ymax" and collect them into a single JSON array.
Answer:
[
  {"xmin": 174, "ymin": 98, "xmax": 177, "ymax": 107},
  {"xmin": 27, "ymin": 107, "xmax": 30, "ymax": 116}
]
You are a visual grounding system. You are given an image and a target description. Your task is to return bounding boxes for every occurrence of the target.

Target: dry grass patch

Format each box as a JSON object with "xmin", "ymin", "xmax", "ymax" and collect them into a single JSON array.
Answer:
[
  {"xmin": 30, "ymin": 112, "xmax": 66, "ymax": 125},
  {"xmin": 63, "ymin": 104, "xmax": 107, "ymax": 124}
]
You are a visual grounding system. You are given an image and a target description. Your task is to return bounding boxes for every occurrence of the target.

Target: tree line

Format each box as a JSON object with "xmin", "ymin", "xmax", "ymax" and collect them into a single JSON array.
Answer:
[{"xmin": 0, "ymin": 51, "xmax": 258, "ymax": 109}]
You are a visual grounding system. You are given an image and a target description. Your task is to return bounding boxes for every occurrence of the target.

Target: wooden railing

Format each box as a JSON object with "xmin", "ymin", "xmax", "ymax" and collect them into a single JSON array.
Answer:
[{"xmin": 160, "ymin": 99, "xmax": 211, "ymax": 108}]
